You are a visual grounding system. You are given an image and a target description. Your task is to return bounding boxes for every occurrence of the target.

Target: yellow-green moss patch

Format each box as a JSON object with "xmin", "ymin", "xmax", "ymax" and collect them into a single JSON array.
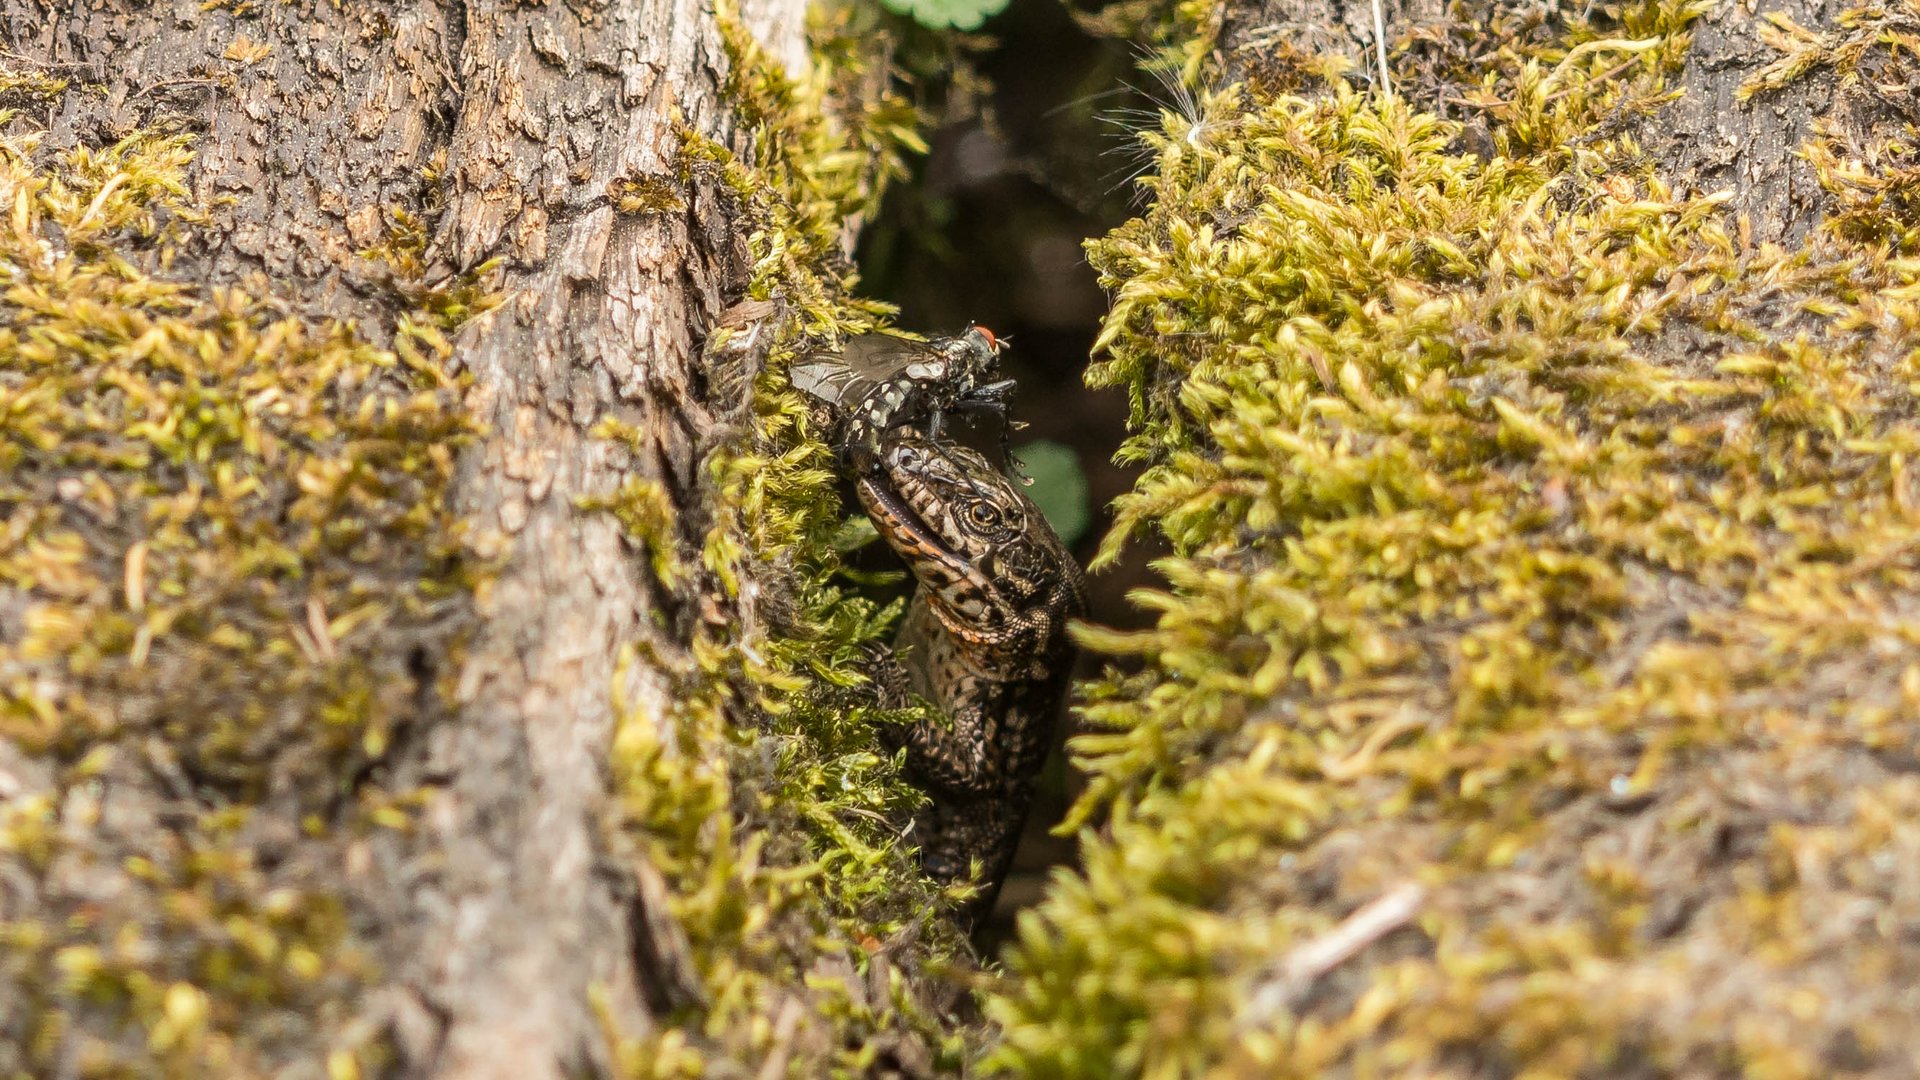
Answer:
[
  {"xmin": 986, "ymin": 2, "xmax": 1920, "ymax": 1075},
  {"xmin": 0, "ymin": 85, "xmax": 487, "ymax": 1076}
]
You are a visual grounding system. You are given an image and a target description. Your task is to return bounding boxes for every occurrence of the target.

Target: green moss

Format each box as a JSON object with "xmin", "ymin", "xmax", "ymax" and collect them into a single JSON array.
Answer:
[
  {"xmin": 0, "ymin": 67, "xmax": 69, "ymax": 112},
  {"xmin": 0, "ymin": 76, "xmax": 488, "ymax": 1077},
  {"xmin": 985, "ymin": 1, "xmax": 1920, "ymax": 1075},
  {"xmin": 611, "ymin": 174, "xmax": 690, "ymax": 217},
  {"xmin": 576, "ymin": 422, "xmax": 689, "ymax": 588}
]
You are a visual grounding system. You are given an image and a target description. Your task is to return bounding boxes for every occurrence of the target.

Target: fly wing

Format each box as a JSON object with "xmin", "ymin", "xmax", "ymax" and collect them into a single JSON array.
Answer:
[
  {"xmin": 788, "ymin": 354, "xmax": 866, "ymax": 406},
  {"xmin": 791, "ymin": 334, "xmax": 944, "ymax": 407},
  {"xmin": 838, "ymin": 334, "xmax": 947, "ymax": 381}
]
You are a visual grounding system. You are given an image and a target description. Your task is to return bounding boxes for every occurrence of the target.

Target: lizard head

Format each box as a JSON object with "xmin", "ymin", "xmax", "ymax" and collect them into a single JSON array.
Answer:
[{"xmin": 854, "ymin": 433, "xmax": 1081, "ymax": 650}]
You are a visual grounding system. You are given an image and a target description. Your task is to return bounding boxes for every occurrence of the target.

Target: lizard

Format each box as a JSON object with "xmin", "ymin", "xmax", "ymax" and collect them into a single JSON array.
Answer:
[{"xmin": 852, "ymin": 431, "xmax": 1085, "ymax": 928}]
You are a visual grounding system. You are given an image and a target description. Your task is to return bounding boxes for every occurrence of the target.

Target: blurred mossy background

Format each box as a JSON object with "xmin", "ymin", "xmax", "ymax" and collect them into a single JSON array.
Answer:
[{"xmin": 7, "ymin": 0, "xmax": 1920, "ymax": 1070}]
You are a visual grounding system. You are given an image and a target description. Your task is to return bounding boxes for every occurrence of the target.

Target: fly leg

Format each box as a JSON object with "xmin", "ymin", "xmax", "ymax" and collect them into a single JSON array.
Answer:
[{"xmin": 947, "ymin": 380, "xmax": 1025, "ymax": 481}]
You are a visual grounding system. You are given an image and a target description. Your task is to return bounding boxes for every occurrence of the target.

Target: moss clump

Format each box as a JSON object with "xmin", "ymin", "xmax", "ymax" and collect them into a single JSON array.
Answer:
[
  {"xmin": 611, "ymin": 174, "xmax": 690, "ymax": 217},
  {"xmin": 0, "ymin": 81, "xmax": 488, "ymax": 1077},
  {"xmin": 985, "ymin": 1, "xmax": 1920, "ymax": 1075}
]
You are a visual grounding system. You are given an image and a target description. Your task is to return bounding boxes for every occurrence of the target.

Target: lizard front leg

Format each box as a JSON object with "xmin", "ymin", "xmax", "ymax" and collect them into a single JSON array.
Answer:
[{"xmin": 894, "ymin": 598, "xmax": 1000, "ymax": 797}]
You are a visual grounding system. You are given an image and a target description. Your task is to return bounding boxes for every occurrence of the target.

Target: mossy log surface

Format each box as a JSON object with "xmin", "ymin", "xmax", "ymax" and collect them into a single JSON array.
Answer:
[{"xmin": 983, "ymin": 0, "xmax": 1920, "ymax": 1076}]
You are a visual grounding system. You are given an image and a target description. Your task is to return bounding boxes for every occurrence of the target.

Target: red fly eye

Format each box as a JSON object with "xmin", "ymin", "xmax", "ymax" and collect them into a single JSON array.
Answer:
[{"xmin": 974, "ymin": 325, "xmax": 999, "ymax": 351}]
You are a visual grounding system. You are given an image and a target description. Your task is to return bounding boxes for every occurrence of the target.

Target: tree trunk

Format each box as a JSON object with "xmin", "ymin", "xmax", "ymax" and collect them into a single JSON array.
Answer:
[{"xmin": 0, "ymin": 1, "xmax": 952, "ymax": 1078}]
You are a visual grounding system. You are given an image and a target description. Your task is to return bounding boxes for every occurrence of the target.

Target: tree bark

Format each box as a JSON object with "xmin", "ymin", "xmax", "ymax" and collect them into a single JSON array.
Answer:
[
  {"xmin": 386, "ymin": 0, "xmax": 779, "ymax": 1071},
  {"xmin": 0, "ymin": 1, "xmax": 865, "ymax": 1077},
  {"xmin": 1632, "ymin": 0, "xmax": 1839, "ymax": 246}
]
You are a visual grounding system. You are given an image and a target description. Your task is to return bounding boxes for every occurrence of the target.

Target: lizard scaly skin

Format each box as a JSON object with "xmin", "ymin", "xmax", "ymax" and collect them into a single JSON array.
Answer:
[{"xmin": 854, "ymin": 433, "xmax": 1084, "ymax": 926}]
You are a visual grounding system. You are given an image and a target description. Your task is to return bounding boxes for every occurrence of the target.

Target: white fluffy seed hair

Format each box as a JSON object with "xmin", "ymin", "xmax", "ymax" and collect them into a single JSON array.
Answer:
[{"xmin": 1082, "ymin": 54, "xmax": 1227, "ymax": 202}]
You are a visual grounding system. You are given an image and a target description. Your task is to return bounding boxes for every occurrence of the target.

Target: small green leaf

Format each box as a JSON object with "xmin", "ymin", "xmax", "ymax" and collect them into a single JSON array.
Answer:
[
  {"xmin": 878, "ymin": 0, "xmax": 1008, "ymax": 31},
  {"xmin": 1015, "ymin": 440, "xmax": 1091, "ymax": 546},
  {"xmin": 828, "ymin": 513, "xmax": 881, "ymax": 553}
]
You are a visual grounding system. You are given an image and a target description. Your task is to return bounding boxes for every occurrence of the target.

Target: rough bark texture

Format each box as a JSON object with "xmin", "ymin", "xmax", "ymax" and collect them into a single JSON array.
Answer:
[
  {"xmin": 0, "ymin": 1, "xmax": 874, "ymax": 1077},
  {"xmin": 7, "ymin": 0, "xmax": 456, "ymax": 323},
  {"xmin": 1634, "ymin": 0, "xmax": 1836, "ymax": 246},
  {"xmin": 392, "ymin": 1, "xmax": 775, "ymax": 1071}
]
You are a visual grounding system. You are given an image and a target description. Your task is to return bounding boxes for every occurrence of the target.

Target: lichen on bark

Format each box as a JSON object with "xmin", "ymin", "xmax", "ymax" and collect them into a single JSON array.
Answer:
[{"xmin": 983, "ymin": 0, "xmax": 1920, "ymax": 1075}]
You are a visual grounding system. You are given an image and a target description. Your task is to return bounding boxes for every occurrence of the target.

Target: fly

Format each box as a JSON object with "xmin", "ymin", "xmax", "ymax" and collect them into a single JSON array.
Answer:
[{"xmin": 789, "ymin": 326, "xmax": 1016, "ymax": 456}]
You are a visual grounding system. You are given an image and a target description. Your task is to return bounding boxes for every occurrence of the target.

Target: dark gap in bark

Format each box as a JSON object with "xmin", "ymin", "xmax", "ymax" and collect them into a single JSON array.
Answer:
[{"xmin": 855, "ymin": 0, "xmax": 1159, "ymax": 947}]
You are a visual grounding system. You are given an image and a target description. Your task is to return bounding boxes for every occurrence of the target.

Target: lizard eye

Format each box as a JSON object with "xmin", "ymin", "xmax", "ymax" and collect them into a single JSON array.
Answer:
[{"xmin": 966, "ymin": 502, "xmax": 1002, "ymax": 531}]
